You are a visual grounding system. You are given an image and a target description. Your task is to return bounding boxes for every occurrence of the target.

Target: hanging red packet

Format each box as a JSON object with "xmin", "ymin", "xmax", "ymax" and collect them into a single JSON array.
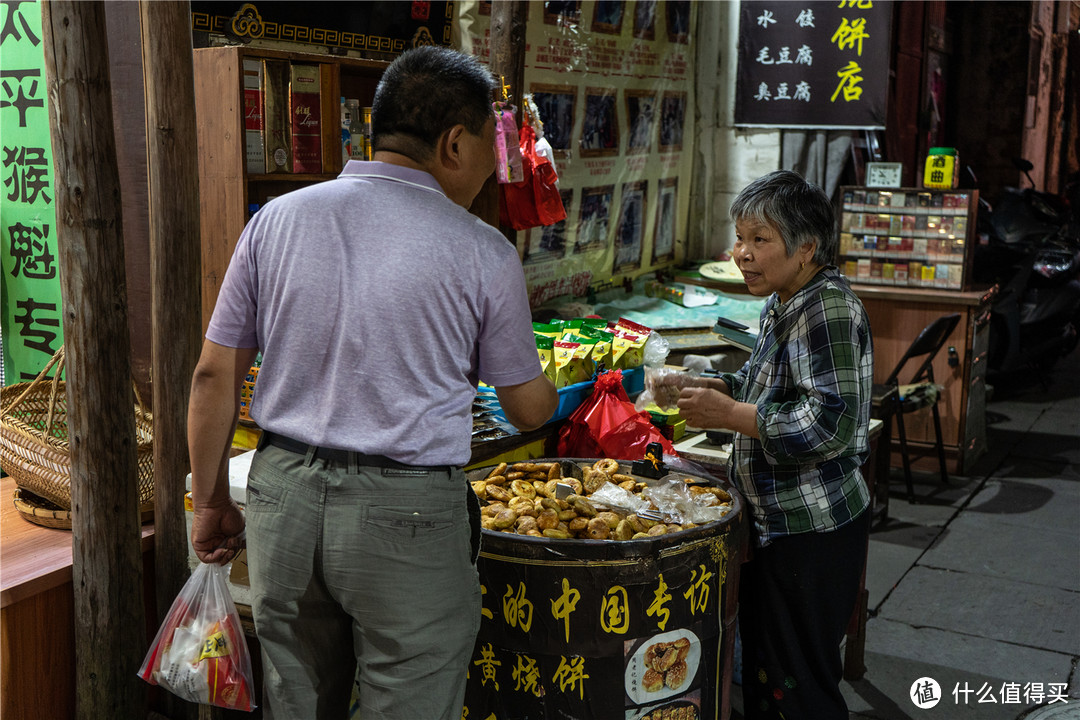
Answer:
[
  {"xmin": 493, "ymin": 102, "xmax": 523, "ymax": 184},
  {"xmin": 500, "ymin": 123, "xmax": 567, "ymax": 230}
]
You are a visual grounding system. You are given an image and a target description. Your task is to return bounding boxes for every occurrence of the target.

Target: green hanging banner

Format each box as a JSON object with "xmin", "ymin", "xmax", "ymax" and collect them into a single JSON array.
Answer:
[{"xmin": 0, "ymin": 0, "xmax": 62, "ymax": 385}]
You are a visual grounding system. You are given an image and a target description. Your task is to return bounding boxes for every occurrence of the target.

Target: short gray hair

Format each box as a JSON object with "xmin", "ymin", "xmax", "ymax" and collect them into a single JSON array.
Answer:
[{"xmin": 728, "ymin": 170, "xmax": 837, "ymax": 265}]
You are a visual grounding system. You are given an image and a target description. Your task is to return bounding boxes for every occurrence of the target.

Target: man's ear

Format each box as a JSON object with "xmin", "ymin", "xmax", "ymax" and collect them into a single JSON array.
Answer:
[{"xmin": 440, "ymin": 124, "xmax": 467, "ymax": 170}]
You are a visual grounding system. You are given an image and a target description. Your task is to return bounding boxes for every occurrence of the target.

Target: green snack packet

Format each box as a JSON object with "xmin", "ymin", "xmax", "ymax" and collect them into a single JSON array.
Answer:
[{"xmin": 533, "ymin": 322, "xmax": 562, "ymax": 338}]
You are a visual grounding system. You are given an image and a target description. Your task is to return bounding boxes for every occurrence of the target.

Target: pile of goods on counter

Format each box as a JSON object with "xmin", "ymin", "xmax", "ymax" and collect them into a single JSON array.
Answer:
[
  {"xmin": 472, "ymin": 316, "xmax": 654, "ymax": 441},
  {"xmin": 533, "ymin": 316, "xmax": 652, "ymax": 388},
  {"xmin": 470, "ymin": 457, "xmax": 732, "ymax": 541}
]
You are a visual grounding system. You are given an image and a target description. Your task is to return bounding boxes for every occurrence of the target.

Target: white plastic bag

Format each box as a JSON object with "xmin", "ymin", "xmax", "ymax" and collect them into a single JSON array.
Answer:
[{"xmin": 138, "ymin": 562, "xmax": 256, "ymax": 711}]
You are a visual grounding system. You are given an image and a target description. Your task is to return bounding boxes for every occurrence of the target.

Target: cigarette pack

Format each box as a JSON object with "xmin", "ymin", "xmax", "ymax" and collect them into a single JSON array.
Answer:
[
  {"xmin": 289, "ymin": 63, "xmax": 322, "ymax": 173},
  {"xmin": 242, "ymin": 59, "xmax": 265, "ymax": 174}
]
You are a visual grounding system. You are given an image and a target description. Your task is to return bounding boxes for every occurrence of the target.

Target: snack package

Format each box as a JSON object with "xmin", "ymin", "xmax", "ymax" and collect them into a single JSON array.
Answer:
[
  {"xmin": 613, "ymin": 318, "xmax": 652, "ymax": 369},
  {"xmin": 532, "ymin": 322, "xmax": 563, "ymax": 339},
  {"xmin": 138, "ymin": 562, "xmax": 256, "ymax": 712},
  {"xmin": 563, "ymin": 333, "xmax": 598, "ymax": 380},
  {"xmin": 578, "ymin": 326, "xmax": 615, "ymax": 372},
  {"xmin": 536, "ymin": 335, "xmax": 557, "ymax": 384},
  {"xmin": 635, "ymin": 366, "xmax": 700, "ymax": 412},
  {"xmin": 612, "ymin": 332, "xmax": 647, "ymax": 370},
  {"xmin": 566, "ymin": 317, "xmax": 608, "ymax": 332},
  {"xmin": 553, "ymin": 340, "xmax": 581, "ymax": 388}
]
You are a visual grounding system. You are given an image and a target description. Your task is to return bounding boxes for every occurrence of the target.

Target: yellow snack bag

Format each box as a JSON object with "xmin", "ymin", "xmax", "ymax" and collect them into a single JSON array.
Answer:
[
  {"xmin": 577, "ymin": 327, "xmax": 615, "ymax": 372},
  {"xmin": 536, "ymin": 336, "xmax": 557, "ymax": 384},
  {"xmin": 553, "ymin": 341, "xmax": 580, "ymax": 388},
  {"xmin": 567, "ymin": 335, "xmax": 597, "ymax": 381},
  {"xmin": 613, "ymin": 318, "xmax": 651, "ymax": 369}
]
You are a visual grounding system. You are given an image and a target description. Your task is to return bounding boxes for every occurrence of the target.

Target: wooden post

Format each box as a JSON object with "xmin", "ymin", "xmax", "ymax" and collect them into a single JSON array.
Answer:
[
  {"xmin": 139, "ymin": 0, "xmax": 201, "ymax": 626},
  {"xmin": 468, "ymin": 0, "xmax": 528, "ymax": 232},
  {"xmin": 40, "ymin": 2, "xmax": 146, "ymax": 718}
]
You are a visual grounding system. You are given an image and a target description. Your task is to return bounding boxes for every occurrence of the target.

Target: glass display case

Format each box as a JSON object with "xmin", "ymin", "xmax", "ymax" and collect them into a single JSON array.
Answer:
[{"xmin": 837, "ymin": 186, "xmax": 979, "ymax": 291}]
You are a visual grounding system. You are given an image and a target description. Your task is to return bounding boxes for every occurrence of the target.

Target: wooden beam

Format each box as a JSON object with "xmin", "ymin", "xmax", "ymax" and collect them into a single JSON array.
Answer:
[
  {"xmin": 40, "ymin": 1, "xmax": 146, "ymax": 718},
  {"xmin": 138, "ymin": 0, "xmax": 203, "ymax": 700}
]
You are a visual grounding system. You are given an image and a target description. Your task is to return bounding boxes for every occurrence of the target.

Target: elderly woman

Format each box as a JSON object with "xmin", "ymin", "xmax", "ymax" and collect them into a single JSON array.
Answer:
[{"xmin": 669, "ymin": 170, "xmax": 873, "ymax": 719}]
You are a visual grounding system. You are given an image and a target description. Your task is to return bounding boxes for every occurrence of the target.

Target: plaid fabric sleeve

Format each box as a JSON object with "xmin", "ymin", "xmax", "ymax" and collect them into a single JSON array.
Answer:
[{"xmin": 756, "ymin": 288, "xmax": 866, "ymax": 464}]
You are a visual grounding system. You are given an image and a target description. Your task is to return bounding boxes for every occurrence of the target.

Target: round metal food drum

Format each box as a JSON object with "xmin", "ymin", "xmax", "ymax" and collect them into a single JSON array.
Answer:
[{"xmin": 462, "ymin": 457, "xmax": 748, "ymax": 720}]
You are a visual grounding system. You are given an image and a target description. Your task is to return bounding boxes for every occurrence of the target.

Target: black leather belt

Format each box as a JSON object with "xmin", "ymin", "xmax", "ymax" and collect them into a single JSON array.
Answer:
[{"xmin": 260, "ymin": 431, "xmax": 451, "ymax": 473}]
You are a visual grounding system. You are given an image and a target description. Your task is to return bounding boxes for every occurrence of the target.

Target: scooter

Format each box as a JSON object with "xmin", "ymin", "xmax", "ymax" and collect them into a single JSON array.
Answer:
[{"xmin": 973, "ymin": 160, "xmax": 1080, "ymax": 384}]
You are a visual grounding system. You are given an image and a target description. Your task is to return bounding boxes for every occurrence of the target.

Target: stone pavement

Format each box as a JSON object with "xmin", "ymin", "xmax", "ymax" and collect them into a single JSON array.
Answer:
[{"xmin": 731, "ymin": 348, "xmax": 1080, "ymax": 719}]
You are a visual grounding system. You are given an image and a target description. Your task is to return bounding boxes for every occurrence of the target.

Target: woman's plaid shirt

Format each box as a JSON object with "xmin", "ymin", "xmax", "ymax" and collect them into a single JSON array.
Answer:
[{"xmin": 721, "ymin": 267, "xmax": 873, "ymax": 546}]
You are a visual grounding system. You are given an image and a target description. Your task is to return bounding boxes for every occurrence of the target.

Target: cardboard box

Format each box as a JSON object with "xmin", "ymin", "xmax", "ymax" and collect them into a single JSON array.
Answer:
[
  {"xmin": 262, "ymin": 59, "xmax": 292, "ymax": 173},
  {"xmin": 242, "ymin": 59, "xmax": 265, "ymax": 174},
  {"xmin": 289, "ymin": 63, "xmax": 322, "ymax": 173}
]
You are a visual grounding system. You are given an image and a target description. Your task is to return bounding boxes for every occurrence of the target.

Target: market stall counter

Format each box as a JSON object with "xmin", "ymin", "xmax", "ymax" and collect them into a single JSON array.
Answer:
[
  {"xmin": 0, "ymin": 476, "xmax": 156, "ymax": 720},
  {"xmin": 463, "ymin": 455, "xmax": 748, "ymax": 720}
]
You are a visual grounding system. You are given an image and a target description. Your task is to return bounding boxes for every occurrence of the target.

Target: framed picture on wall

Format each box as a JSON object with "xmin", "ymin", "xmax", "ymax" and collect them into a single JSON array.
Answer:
[
  {"xmin": 614, "ymin": 181, "xmax": 647, "ymax": 273},
  {"xmin": 625, "ymin": 90, "xmax": 657, "ymax": 154},
  {"xmin": 653, "ymin": 178, "xmax": 677, "ymax": 263},
  {"xmin": 531, "ymin": 84, "xmax": 577, "ymax": 157},
  {"xmin": 659, "ymin": 90, "xmax": 686, "ymax": 152},
  {"xmin": 666, "ymin": 0, "xmax": 690, "ymax": 43},
  {"xmin": 633, "ymin": 0, "xmax": 657, "ymax": 40},
  {"xmin": 576, "ymin": 185, "xmax": 614, "ymax": 254},
  {"xmin": 580, "ymin": 88, "xmax": 619, "ymax": 158},
  {"xmin": 591, "ymin": 0, "xmax": 625, "ymax": 34},
  {"xmin": 524, "ymin": 189, "xmax": 574, "ymax": 264},
  {"xmin": 543, "ymin": 0, "xmax": 582, "ymax": 25}
]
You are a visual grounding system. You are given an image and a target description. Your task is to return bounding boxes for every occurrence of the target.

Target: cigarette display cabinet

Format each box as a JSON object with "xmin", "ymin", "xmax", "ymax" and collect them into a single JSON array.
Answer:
[{"xmin": 837, "ymin": 186, "xmax": 979, "ymax": 292}]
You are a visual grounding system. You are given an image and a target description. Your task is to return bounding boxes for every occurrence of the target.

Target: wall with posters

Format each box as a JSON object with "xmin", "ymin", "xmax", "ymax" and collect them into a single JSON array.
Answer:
[
  {"xmin": 0, "ymin": 0, "xmax": 62, "ymax": 385},
  {"xmin": 456, "ymin": 1, "xmax": 697, "ymax": 309}
]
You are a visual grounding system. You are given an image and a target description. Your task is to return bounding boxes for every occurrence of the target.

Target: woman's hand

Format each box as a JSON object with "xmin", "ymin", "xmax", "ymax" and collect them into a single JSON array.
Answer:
[
  {"xmin": 677, "ymin": 386, "xmax": 761, "ymax": 439},
  {"xmin": 676, "ymin": 387, "xmax": 735, "ymax": 429}
]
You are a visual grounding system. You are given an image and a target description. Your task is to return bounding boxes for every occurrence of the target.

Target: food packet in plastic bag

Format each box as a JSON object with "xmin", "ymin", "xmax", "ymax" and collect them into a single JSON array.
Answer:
[
  {"xmin": 636, "ymin": 366, "xmax": 701, "ymax": 412},
  {"xmin": 642, "ymin": 476, "xmax": 733, "ymax": 526},
  {"xmin": 138, "ymin": 562, "xmax": 256, "ymax": 711}
]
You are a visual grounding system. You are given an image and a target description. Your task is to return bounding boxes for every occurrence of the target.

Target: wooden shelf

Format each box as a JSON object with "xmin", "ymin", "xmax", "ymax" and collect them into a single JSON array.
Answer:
[
  {"xmin": 193, "ymin": 46, "xmax": 389, "ymax": 331},
  {"xmin": 247, "ymin": 172, "xmax": 340, "ymax": 183}
]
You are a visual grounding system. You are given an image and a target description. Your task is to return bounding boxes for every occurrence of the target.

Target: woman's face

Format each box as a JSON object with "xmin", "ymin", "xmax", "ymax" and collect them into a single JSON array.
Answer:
[{"xmin": 732, "ymin": 217, "xmax": 812, "ymax": 303}]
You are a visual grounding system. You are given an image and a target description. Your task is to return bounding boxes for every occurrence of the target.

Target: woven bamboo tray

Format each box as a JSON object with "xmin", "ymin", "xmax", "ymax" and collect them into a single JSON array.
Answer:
[
  {"xmin": 11, "ymin": 486, "xmax": 156, "ymax": 530},
  {"xmin": 0, "ymin": 347, "xmax": 154, "ymax": 511},
  {"xmin": 12, "ymin": 487, "xmax": 73, "ymax": 530}
]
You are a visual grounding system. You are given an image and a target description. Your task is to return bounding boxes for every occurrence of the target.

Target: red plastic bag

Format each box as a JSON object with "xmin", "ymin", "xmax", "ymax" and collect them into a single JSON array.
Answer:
[
  {"xmin": 499, "ymin": 124, "xmax": 567, "ymax": 231},
  {"xmin": 557, "ymin": 369, "xmax": 676, "ymax": 461},
  {"xmin": 138, "ymin": 562, "xmax": 256, "ymax": 711}
]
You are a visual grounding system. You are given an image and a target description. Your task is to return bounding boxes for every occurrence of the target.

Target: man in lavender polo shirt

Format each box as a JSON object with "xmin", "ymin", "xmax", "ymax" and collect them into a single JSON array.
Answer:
[{"xmin": 187, "ymin": 46, "xmax": 557, "ymax": 720}]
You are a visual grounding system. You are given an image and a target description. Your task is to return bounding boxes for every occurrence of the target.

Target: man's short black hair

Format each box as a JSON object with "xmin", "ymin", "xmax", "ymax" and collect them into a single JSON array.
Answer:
[{"xmin": 372, "ymin": 46, "xmax": 496, "ymax": 160}]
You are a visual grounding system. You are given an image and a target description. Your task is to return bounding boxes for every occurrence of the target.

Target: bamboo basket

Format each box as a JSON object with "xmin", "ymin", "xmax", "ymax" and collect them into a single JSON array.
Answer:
[
  {"xmin": 12, "ymin": 487, "xmax": 73, "ymax": 530},
  {"xmin": 0, "ymin": 347, "xmax": 154, "ymax": 511}
]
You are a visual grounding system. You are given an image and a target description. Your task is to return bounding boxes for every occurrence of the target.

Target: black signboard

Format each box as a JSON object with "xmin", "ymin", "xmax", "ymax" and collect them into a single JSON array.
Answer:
[{"xmin": 734, "ymin": 1, "xmax": 892, "ymax": 129}]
